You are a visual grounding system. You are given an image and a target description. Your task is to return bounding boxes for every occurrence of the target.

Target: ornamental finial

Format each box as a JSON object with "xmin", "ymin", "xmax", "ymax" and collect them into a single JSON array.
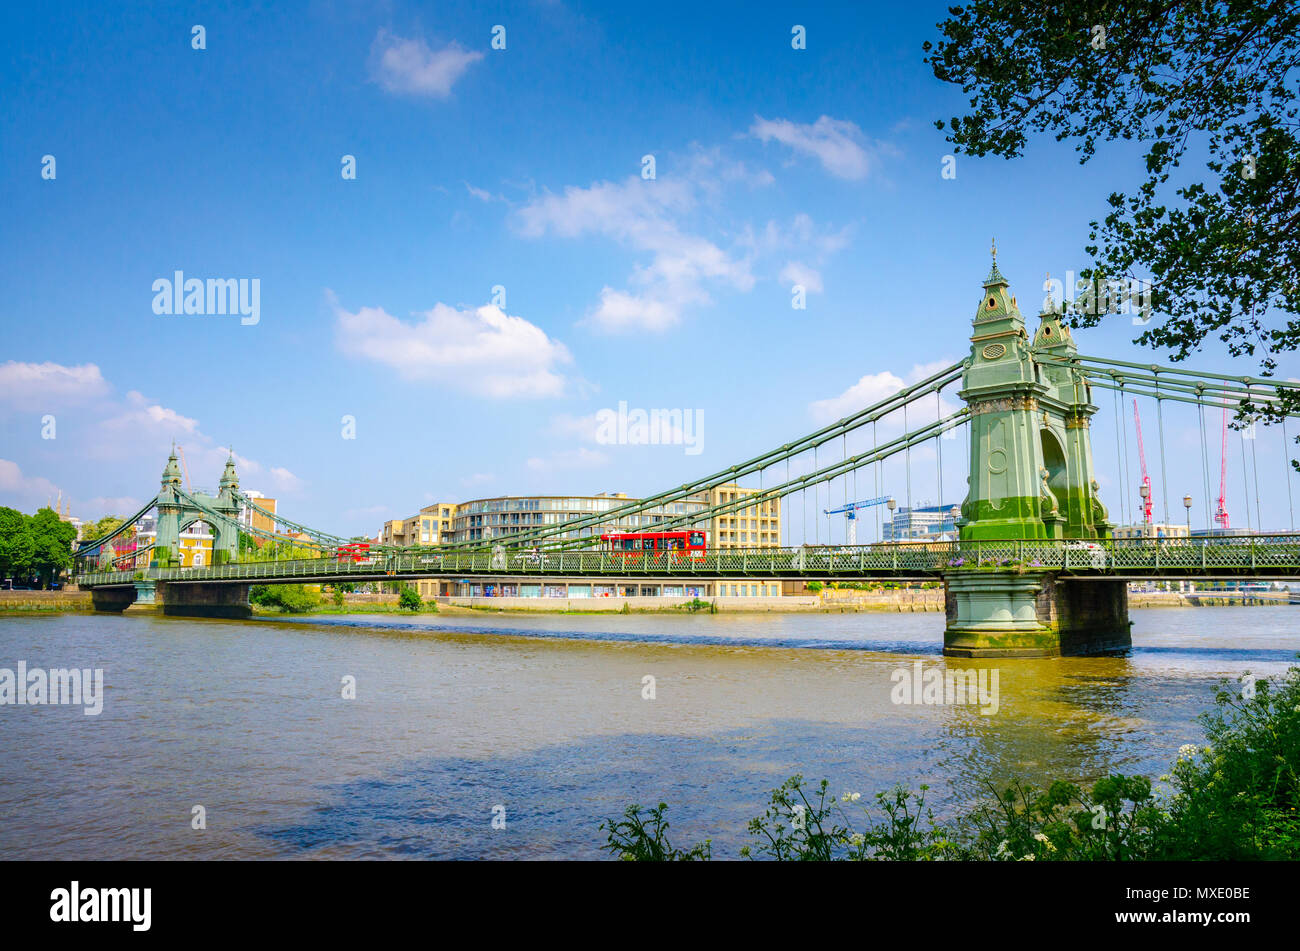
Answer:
[{"xmin": 991, "ymin": 237, "xmax": 997, "ymax": 261}]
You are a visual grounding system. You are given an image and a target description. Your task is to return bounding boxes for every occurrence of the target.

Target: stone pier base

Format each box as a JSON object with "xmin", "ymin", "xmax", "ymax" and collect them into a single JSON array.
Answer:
[
  {"xmin": 90, "ymin": 585, "xmax": 139, "ymax": 613},
  {"xmin": 91, "ymin": 580, "xmax": 251, "ymax": 617},
  {"xmin": 943, "ymin": 571, "xmax": 1131, "ymax": 657},
  {"xmin": 157, "ymin": 581, "xmax": 252, "ymax": 619}
]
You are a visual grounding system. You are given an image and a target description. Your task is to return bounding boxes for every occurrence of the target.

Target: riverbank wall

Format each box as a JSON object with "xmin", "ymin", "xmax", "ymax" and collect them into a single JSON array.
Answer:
[{"xmin": 0, "ymin": 590, "xmax": 92, "ymax": 611}]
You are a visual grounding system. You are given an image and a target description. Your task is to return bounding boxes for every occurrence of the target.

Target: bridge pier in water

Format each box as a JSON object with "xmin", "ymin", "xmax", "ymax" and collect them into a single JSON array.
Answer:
[
  {"xmin": 91, "ymin": 581, "xmax": 252, "ymax": 618},
  {"xmin": 942, "ymin": 571, "xmax": 1130, "ymax": 657}
]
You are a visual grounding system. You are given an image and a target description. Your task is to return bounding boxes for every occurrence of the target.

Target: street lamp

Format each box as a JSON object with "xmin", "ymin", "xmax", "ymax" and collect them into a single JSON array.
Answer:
[
  {"xmin": 1139, "ymin": 484, "xmax": 1151, "ymax": 536},
  {"xmin": 886, "ymin": 497, "xmax": 897, "ymax": 541},
  {"xmin": 1183, "ymin": 494, "xmax": 1193, "ymax": 536}
]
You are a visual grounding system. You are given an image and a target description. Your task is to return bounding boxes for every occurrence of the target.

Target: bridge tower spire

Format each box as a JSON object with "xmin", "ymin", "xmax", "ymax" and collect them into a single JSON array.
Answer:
[
  {"xmin": 154, "ymin": 448, "xmax": 184, "ymax": 565},
  {"xmin": 212, "ymin": 451, "xmax": 242, "ymax": 564}
]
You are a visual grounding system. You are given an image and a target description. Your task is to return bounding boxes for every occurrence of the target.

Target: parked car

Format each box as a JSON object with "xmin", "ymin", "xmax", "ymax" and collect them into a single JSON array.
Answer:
[{"xmin": 1064, "ymin": 541, "xmax": 1107, "ymax": 569}]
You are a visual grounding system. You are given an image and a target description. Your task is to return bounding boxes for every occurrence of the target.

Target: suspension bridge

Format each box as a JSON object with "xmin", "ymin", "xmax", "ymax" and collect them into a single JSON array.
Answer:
[{"xmin": 74, "ymin": 254, "xmax": 1300, "ymax": 656}]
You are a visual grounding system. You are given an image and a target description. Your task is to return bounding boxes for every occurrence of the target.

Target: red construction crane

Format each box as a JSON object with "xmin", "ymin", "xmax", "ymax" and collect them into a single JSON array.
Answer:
[
  {"xmin": 1132, "ymin": 399, "xmax": 1153, "ymax": 524},
  {"xmin": 1214, "ymin": 397, "xmax": 1230, "ymax": 531}
]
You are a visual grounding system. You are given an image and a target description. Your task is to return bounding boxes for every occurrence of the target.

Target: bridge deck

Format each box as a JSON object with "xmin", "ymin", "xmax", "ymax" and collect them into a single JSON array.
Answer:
[{"xmin": 75, "ymin": 536, "xmax": 1300, "ymax": 586}]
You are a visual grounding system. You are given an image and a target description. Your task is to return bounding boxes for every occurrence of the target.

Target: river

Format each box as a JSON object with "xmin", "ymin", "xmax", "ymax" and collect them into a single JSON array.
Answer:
[{"xmin": 1, "ymin": 607, "xmax": 1297, "ymax": 859}]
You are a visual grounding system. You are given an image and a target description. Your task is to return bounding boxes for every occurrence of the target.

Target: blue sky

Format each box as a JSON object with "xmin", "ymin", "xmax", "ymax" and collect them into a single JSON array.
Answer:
[{"xmin": 2, "ymin": 0, "xmax": 1297, "ymax": 539}]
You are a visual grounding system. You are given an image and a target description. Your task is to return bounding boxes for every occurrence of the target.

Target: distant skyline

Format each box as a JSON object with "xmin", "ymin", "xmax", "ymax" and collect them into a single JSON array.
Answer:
[{"xmin": 3, "ymin": 0, "xmax": 1297, "ymax": 540}]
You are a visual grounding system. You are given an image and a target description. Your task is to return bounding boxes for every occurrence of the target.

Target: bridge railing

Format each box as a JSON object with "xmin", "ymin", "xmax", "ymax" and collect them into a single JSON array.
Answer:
[{"xmin": 72, "ymin": 533, "xmax": 1300, "ymax": 587}]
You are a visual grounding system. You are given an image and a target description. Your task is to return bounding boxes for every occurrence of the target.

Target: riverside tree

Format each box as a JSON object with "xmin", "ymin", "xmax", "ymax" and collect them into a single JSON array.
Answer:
[
  {"xmin": 924, "ymin": 1, "xmax": 1300, "ymax": 426},
  {"xmin": 0, "ymin": 506, "xmax": 77, "ymax": 588}
]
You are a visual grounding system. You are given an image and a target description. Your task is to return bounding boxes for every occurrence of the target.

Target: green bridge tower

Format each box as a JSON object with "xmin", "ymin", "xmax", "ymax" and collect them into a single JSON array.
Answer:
[
  {"xmin": 151, "ymin": 447, "xmax": 242, "ymax": 567},
  {"xmin": 944, "ymin": 250, "xmax": 1130, "ymax": 657}
]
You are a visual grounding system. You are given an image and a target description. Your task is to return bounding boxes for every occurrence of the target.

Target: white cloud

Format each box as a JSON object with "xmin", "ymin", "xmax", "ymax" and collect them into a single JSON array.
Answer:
[
  {"xmin": 100, "ymin": 391, "xmax": 200, "ymax": 438},
  {"xmin": 0, "ymin": 364, "xmax": 301, "ymax": 508},
  {"xmin": 0, "ymin": 458, "xmax": 60, "ymax": 505},
  {"xmin": 268, "ymin": 467, "xmax": 303, "ymax": 493},
  {"xmin": 333, "ymin": 296, "xmax": 572, "ymax": 398},
  {"xmin": 780, "ymin": 261, "xmax": 823, "ymax": 294},
  {"xmin": 370, "ymin": 30, "xmax": 483, "ymax": 99},
  {"xmin": 0, "ymin": 462, "xmax": 143, "ymax": 520},
  {"xmin": 810, "ymin": 361, "xmax": 961, "ymax": 426},
  {"xmin": 517, "ymin": 175, "xmax": 753, "ymax": 333},
  {"xmin": 515, "ymin": 133, "xmax": 861, "ymax": 333},
  {"xmin": 587, "ymin": 288, "xmax": 683, "ymax": 332},
  {"xmin": 0, "ymin": 361, "xmax": 109, "ymax": 410},
  {"xmin": 810, "ymin": 370, "xmax": 909, "ymax": 423},
  {"xmin": 465, "ymin": 183, "xmax": 504, "ymax": 203},
  {"xmin": 750, "ymin": 115, "xmax": 877, "ymax": 180}
]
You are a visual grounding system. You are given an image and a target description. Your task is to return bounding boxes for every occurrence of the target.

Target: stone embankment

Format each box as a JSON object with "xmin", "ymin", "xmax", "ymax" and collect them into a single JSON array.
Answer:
[{"xmin": 0, "ymin": 589, "xmax": 92, "ymax": 611}]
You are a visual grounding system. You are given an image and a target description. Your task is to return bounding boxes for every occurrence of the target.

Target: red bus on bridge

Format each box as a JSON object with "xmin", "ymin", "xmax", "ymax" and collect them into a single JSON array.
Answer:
[
  {"xmin": 600, "ymin": 530, "xmax": 707, "ymax": 558},
  {"xmin": 335, "ymin": 542, "xmax": 374, "ymax": 563}
]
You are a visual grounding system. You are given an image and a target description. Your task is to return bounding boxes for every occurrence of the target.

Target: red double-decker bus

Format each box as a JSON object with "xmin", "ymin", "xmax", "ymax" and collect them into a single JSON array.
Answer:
[
  {"xmin": 336, "ymin": 542, "xmax": 373, "ymax": 563},
  {"xmin": 600, "ymin": 530, "xmax": 707, "ymax": 558}
]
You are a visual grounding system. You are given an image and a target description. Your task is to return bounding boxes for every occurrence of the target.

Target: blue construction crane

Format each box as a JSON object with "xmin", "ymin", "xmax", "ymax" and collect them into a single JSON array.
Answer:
[{"xmin": 823, "ymin": 495, "xmax": 892, "ymax": 545}]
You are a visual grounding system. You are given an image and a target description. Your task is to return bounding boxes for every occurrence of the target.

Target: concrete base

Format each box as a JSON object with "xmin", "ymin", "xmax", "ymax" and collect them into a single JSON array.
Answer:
[
  {"xmin": 90, "ymin": 585, "xmax": 139, "ymax": 613},
  {"xmin": 943, "ymin": 571, "xmax": 1131, "ymax": 657},
  {"xmin": 157, "ymin": 581, "xmax": 252, "ymax": 619}
]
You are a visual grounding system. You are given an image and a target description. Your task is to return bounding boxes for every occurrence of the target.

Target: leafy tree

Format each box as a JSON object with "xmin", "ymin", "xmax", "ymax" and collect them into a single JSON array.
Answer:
[
  {"xmin": 249, "ymin": 584, "xmax": 321, "ymax": 613},
  {"xmin": 398, "ymin": 585, "xmax": 422, "ymax": 611},
  {"xmin": 0, "ymin": 507, "xmax": 35, "ymax": 583},
  {"xmin": 28, "ymin": 507, "xmax": 77, "ymax": 588},
  {"xmin": 81, "ymin": 515, "xmax": 124, "ymax": 542},
  {"xmin": 332, "ymin": 586, "xmax": 345, "ymax": 607},
  {"xmin": 924, "ymin": 1, "xmax": 1300, "ymax": 423}
]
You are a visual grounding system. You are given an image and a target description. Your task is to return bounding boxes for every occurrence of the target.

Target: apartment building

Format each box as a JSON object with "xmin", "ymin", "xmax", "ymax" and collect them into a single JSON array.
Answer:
[{"xmin": 706, "ymin": 483, "xmax": 782, "ymax": 548}]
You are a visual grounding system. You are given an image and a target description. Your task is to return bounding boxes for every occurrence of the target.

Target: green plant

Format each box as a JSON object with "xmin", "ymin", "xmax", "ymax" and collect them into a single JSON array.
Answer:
[
  {"xmin": 740, "ymin": 775, "xmax": 845, "ymax": 861},
  {"xmin": 599, "ymin": 662, "xmax": 1300, "ymax": 861},
  {"xmin": 398, "ymin": 586, "xmax": 422, "ymax": 611},
  {"xmin": 961, "ymin": 775, "xmax": 1164, "ymax": 861},
  {"xmin": 332, "ymin": 586, "xmax": 345, "ymax": 607},
  {"xmin": 1152, "ymin": 669, "xmax": 1300, "ymax": 859},
  {"xmin": 250, "ymin": 583, "xmax": 321, "ymax": 613},
  {"xmin": 600, "ymin": 803, "xmax": 711, "ymax": 861},
  {"xmin": 806, "ymin": 581, "xmax": 823, "ymax": 594}
]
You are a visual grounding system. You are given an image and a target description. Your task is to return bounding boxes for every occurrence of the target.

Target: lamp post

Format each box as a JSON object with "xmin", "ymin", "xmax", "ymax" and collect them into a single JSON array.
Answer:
[
  {"xmin": 1183, "ymin": 494, "xmax": 1192, "ymax": 536},
  {"xmin": 886, "ymin": 497, "xmax": 897, "ymax": 542},
  {"xmin": 1139, "ymin": 484, "xmax": 1151, "ymax": 537}
]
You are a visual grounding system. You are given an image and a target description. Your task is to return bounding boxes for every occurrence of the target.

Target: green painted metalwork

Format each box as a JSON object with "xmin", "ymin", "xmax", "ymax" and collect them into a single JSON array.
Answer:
[
  {"xmin": 957, "ymin": 260, "xmax": 1111, "ymax": 541},
  {"xmin": 69, "ymin": 256, "xmax": 1300, "ymax": 588},
  {"xmin": 73, "ymin": 535, "xmax": 1300, "ymax": 587}
]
